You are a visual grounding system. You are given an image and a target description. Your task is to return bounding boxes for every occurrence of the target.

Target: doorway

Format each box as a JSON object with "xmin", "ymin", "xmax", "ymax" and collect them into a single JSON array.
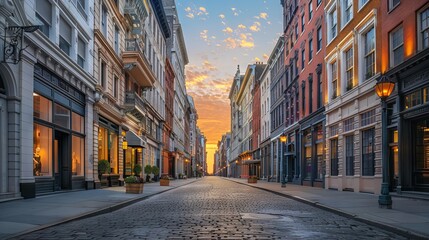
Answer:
[{"xmin": 54, "ymin": 131, "xmax": 70, "ymax": 190}]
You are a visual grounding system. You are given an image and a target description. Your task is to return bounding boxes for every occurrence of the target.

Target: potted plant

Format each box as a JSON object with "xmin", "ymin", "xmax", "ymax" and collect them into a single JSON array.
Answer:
[
  {"xmin": 160, "ymin": 174, "xmax": 170, "ymax": 186},
  {"xmin": 152, "ymin": 166, "xmax": 160, "ymax": 181},
  {"xmin": 178, "ymin": 173, "xmax": 183, "ymax": 179},
  {"xmin": 98, "ymin": 160, "xmax": 110, "ymax": 188},
  {"xmin": 124, "ymin": 176, "xmax": 144, "ymax": 194},
  {"xmin": 144, "ymin": 165, "xmax": 152, "ymax": 182},
  {"xmin": 125, "ymin": 163, "xmax": 143, "ymax": 194},
  {"xmin": 248, "ymin": 175, "xmax": 258, "ymax": 183}
]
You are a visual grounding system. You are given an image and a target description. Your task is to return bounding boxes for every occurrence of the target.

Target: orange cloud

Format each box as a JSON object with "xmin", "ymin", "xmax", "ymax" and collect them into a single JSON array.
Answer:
[
  {"xmin": 238, "ymin": 24, "xmax": 246, "ymax": 29},
  {"xmin": 249, "ymin": 22, "xmax": 261, "ymax": 32},
  {"xmin": 223, "ymin": 27, "xmax": 233, "ymax": 34},
  {"xmin": 224, "ymin": 37, "xmax": 237, "ymax": 49},
  {"xmin": 259, "ymin": 12, "xmax": 268, "ymax": 19},
  {"xmin": 263, "ymin": 54, "xmax": 269, "ymax": 60},
  {"xmin": 219, "ymin": 14, "xmax": 225, "ymax": 19},
  {"xmin": 187, "ymin": 13, "xmax": 195, "ymax": 19}
]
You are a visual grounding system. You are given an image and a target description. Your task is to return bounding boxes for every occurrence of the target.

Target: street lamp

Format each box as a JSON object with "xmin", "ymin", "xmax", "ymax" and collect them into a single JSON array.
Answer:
[
  {"xmin": 279, "ymin": 133, "xmax": 287, "ymax": 188},
  {"xmin": 375, "ymin": 74, "xmax": 395, "ymax": 209}
]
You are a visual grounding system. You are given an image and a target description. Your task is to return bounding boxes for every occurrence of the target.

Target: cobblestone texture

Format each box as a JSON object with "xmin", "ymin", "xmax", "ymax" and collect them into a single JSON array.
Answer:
[{"xmin": 15, "ymin": 177, "xmax": 405, "ymax": 240}]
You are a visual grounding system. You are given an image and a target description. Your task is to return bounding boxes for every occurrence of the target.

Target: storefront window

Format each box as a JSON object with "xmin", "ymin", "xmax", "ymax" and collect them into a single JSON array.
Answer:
[
  {"xmin": 98, "ymin": 126, "xmax": 119, "ymax": 174},
  {"xmin": 33, "ymin": 124, "xmax": 53, "ymax": 176},
  {"xmin": 72, "ymin": 135, "xmax": 84, "ymax": 176},
  {"xmin": 305, "ymin": 146, "xmax": 312, "ymax": 179},
  {"xmin": 33, "ymin": 93, "xmax": 52, "ymax": 122},
  {"xmin": 316, "ymin": 143, "xmax": 323, "ymax": 179},
  {"xmin": 72, "ymin": 112, "xmax": 84, "ymax": 134},
  {"xmin": 53, "ymin": 103, "xmax": 70, "ymax": 129}
]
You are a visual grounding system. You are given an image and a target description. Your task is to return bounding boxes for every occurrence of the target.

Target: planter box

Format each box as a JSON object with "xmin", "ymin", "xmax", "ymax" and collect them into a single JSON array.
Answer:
[
  {"xmin": 160, "ymin": 179, "xmax": 170, "ymax": 186},
  {"xmin": 248, "ymin": 178, "xmax": 257, "ymax": 183},
  {"xmin": 126, "ymin": 183, "xmax": 144, "ymax": 194},
  {"xmin": 100, "ymin": 174, "xmax": 109, "ymax": 188},
  {"xmin": 108, "ymin": 174, "xmax": 120, "ymax": 187}
]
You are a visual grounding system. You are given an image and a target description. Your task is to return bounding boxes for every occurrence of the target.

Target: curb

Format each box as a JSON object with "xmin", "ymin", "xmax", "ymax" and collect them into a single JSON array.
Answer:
[
  {"xmin": 7, "ymin": 179, "xmax": 199, "ymax": 240},
  {"xmin": 225, "ymin": 178, "xmax": 429, "ymax": 240}
]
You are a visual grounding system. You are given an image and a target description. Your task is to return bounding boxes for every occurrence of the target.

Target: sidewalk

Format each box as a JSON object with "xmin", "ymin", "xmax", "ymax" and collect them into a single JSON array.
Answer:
[
  {"xmin": 0, "ymin": 178, "xmax": 199, "ymax": 239},
  {"xmin": 225, "ymin": 177, "xmax": 429, "ymax": 239}
]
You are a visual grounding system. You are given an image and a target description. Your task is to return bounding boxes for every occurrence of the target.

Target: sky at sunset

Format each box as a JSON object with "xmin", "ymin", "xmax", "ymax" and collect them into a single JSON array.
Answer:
[{"xmin": 177, "ymin": 0, "xmax": 283, "ymax": 174}]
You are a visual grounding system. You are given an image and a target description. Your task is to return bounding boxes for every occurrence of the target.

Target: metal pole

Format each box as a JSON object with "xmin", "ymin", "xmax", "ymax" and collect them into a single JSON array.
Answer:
[
  {"xmin": 281, "ymin": 140, "xmax": 286, "ymax": 187},
  {"xmin": 378, "ymin": 100, "xmax": 392, "ymax": 208}
]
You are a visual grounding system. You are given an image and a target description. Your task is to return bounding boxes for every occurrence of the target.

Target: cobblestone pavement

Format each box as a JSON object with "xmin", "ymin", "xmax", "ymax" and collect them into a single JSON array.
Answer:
[{"xmin": 15, "ymin": 177, "xmax": 405, "ymax": 240}]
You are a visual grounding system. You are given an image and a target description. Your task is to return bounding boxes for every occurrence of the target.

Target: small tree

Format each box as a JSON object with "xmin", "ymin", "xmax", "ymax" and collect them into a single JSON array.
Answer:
[
  {"xmin": 133, "ymin": 164, "xmax": 142, "ymax": 176},
  {"xmin": 98, "ymin": 160, "xmax": 110, "ymax": 177},
  {"xmin": 152, "ymin": 166, "xmax": 160, "ymax": 181},
  {"xmin": 144, "ymin": 165, "xmax": 152, "ymax": 182}
]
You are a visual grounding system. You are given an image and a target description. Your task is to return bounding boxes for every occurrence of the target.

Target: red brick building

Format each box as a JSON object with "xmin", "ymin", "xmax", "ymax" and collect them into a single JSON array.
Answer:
[{"xmin": 163, "ymin": 58, "xmax": 175, "ymax": 175}]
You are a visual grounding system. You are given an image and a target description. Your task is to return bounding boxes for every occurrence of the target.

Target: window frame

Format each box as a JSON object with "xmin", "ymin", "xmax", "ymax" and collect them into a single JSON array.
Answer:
[
  {"xmin": 390, "ymin": 25, "xmax": 404, "ymax": 67},
  {"xmin": 417, "ymin": 5, "xmax": 429, "ymax": 50}
]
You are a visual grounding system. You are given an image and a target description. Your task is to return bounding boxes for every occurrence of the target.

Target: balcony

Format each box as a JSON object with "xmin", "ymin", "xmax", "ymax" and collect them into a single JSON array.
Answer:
[
  {"xmin": 124, "ymin": 0, "xmax": 148, "ymax": 36},
  {"xmin": 122, "ymin": 39, "xmax": 155, "ymax": 88},
  {"xmin": 124, "ymin": 91, "xmax": 146, "ymax": 121}
]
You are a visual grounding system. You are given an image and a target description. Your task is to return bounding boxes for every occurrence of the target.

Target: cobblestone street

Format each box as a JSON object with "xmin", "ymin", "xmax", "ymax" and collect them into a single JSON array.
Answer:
[{"xmin": 16, "ymin": 177, "xmax": 404, "ymax": 240}]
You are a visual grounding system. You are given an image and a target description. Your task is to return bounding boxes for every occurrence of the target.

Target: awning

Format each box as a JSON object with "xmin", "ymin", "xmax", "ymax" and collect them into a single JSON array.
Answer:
[
  {"xmin": 126, "ymin": 131, "xmax": 145, "ymax": 147},
  {"xmin": 242, "ymin": 160, "xmax": 261, "ymax": 165}
]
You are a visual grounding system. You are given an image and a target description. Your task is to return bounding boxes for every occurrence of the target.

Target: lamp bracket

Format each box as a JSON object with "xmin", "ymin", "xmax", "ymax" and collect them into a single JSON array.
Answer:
[{"xmin": 2, "ymin": 25, "xmax": 40, "ymax": 64}]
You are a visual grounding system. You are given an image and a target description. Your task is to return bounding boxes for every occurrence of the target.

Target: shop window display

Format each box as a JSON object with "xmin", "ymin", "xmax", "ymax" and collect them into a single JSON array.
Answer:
[
  {"xmin": 98, "ymin": 126, "xmax": 119, "ymax": 174},
  {"xmin": 33, "ymin": 124, "xmax": 53, "ymax": 176},
  {"xmin": 72, "ymin": 112, "xmax": 84, "ymax": 134},
  {"xmin": 72, "ymin": 135, "xmax": 84, "ymax": 176}
]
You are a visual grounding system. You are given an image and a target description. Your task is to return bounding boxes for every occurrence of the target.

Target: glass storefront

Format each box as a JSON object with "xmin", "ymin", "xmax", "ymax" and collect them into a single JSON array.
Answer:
[
  {"xmin": 124, "ymin": 147, "xmax": 142, "ymax": 177},
  {"xmin": 33, "ymin": 124, "xmax": 53, "ymax": 176},
  {"xmin": 98, "ymin": 125, "xmax": 119, "ymax": 174},
  {"xmin": 72, "ymin": 135, "xmax": 84, "ymax": 176},
  {"xmin": 414, "ymin": 120, "xmax": 429, "ymax": 186}
]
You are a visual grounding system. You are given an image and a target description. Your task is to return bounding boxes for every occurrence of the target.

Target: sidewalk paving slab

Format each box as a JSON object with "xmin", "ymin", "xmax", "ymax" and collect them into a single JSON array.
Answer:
[
  {"xmin": 0, "ymin": 179, "xmax": 198, "ymax": 240},
  {"xmin": 224, "ymin": 177, "xmax": 429, "ymax": 240}
]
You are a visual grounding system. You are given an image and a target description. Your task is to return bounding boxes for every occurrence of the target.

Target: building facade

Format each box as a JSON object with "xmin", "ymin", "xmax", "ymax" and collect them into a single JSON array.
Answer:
[
  {"xmin": 324, "ymin": 0, "xmax": 383, "ymax": 193},
  {"xmin": 380, "ymin": 0, "xmax": 429, "ymax": 193}
]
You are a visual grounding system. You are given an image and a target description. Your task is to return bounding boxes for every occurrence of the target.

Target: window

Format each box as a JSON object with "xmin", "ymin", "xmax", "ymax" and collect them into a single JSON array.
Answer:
[
  {"xmin": 342, "ymin": 0, "xmax": 353, "ymax": 26},
  {"xmin": 345, "ymin": 135, "xmax": 354, "ymax": 176},
  {"xmin": 331, "ymin": 61, "xmax": 338, "ymax": 99},
  {"xmin": 301, "ymin": 14, "xmax": 305, "ymax": 32},
  {"xmin": 317, "ymin": 26, "xmax": 322, "ymax": 51},
  {"xmin": 389, "ymin": 0, "xmax": 400, "ymax": 10},
  {"xmin": 309, "ymin": 0, "xmax": 313, "ymax": 20},
  {"xmin": 404, "ymin": 88, "xmax": 429, "ymax": 109},
  {"xmin": 390, "ymin": 26, "xmax": 404, "ymax": 67},
  {"xmin": 36, "ymin": 0, "xmax": 52, "ymax": 37},
  {"xmin": 114, "ymin": 26, "xmax": 120, "ymax": 54},
  {"xmin": 330, "ymin": 138, "xmax": 339, "ymax": 176},
  {"xmin": 302, "ymin": 83, "xmax": 305, "ymax": 114},
  {"xmin": 317, "ymin": 70, "xmax": 322, "ymax": 108},
  {"xmin": 309, "ymin": 39, "xmax": 313, "ymax": 61},
  {"xmin": 101, "ymin": 61, "xmax": 106, "ymax": 89},
  {"xmin": 295, "ymin": 24, "xmax": 299, "ymax": 41},
  {"xmin": 362, "ymin": 128, "xmax": 375, "ymax": 176},
  {"xmin": 77, "ymin": 0, "xmax": 87, "ymax": 20},
  {"xmin": 301, "ymin": 49, "xmax": 305, "ymax": 70},
  {"xmin": 359, "ymin": 0, "xmax": 369, "ymax": 9},
  {"xmin": 33, "ymin": 94, "xmax": 52, "ymax": 122},
  {"xmin": 72, "ymin": 135, "xmax": 84, "ymax": 176},
  {"xmin": 330, "ymin": 124, "xmax": 339, "ymax": 137},
  {"xmin": 419, "ymin": 7, "xmax": 429, "ymax": 49},
  {"xmin": 361, "ymin": 109, "xmax": 376, "ymax": 126},
  {"xmin": 101, "ymin": 4, "xmax": 108, "ymax": 37},
  {"xmin": 77, "ymin": 37, "xmax": 85, "ymax": 68},
  {"xmin": 345, "ymin": 48, "xmax": 354, "ymax": 91},
  {"xmin": 328, "ymin": 8, "xmax": 337, "ymax": 41},
  {"xmin": 113, "ymin": 76, "xmax": 118, "ymax": 98},
  {"xmin": 344, "ymin": 118, "xmax": 354, "ymax": 132},
  {"xmin": 53, "ymin": 103, "xmax": 70, "ymax": 129},
  {"xmin": 309, "ymin": 78, "xmax": 313, "ymax": 113},
  {"xmin": 364, "ymin": 27, "xmax": 375, "ymax": 79},
  {"xmin": 33, "ymin": 124, "xmax": 53, "ymax": 177},
  {"xmin": 59, "ymin": 17, "xmax": 72, "ymax": 56},
  {"xmin": 72, "ymin": 112, "xmax": 84, "ymax": 134}
]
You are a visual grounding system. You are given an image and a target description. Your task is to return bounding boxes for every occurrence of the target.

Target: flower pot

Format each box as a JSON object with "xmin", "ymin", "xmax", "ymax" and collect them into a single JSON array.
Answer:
[
  {"xmin": 160, "ymin": 179, "xmax": 170, "ymax": 186},
  {"xmin": 125, "ymin": 183, "xmax": 144, "ymax": 194},
  {"xmin": 248, "ymin": 178, "xmax": 257, "ymax": 183}
]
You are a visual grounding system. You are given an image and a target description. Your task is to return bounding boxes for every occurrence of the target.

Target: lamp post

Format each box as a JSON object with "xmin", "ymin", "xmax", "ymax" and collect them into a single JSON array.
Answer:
[
  {"xmin": 375, "ymin": 75, "xmax": 395, "ymax": 209},
  {"xmin": 279, "ymin": 134, "xmax": 287, "ymax": 187}
]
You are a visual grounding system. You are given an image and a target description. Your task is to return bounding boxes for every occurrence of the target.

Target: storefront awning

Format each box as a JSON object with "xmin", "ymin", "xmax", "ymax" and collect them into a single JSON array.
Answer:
[
  {"xmin": 126, "ymin": 131, "xmax": 145, "ymax": 147},
  {"xmin": 242, "ymin": 160, "xmax": 261, "ymax": 165}
]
